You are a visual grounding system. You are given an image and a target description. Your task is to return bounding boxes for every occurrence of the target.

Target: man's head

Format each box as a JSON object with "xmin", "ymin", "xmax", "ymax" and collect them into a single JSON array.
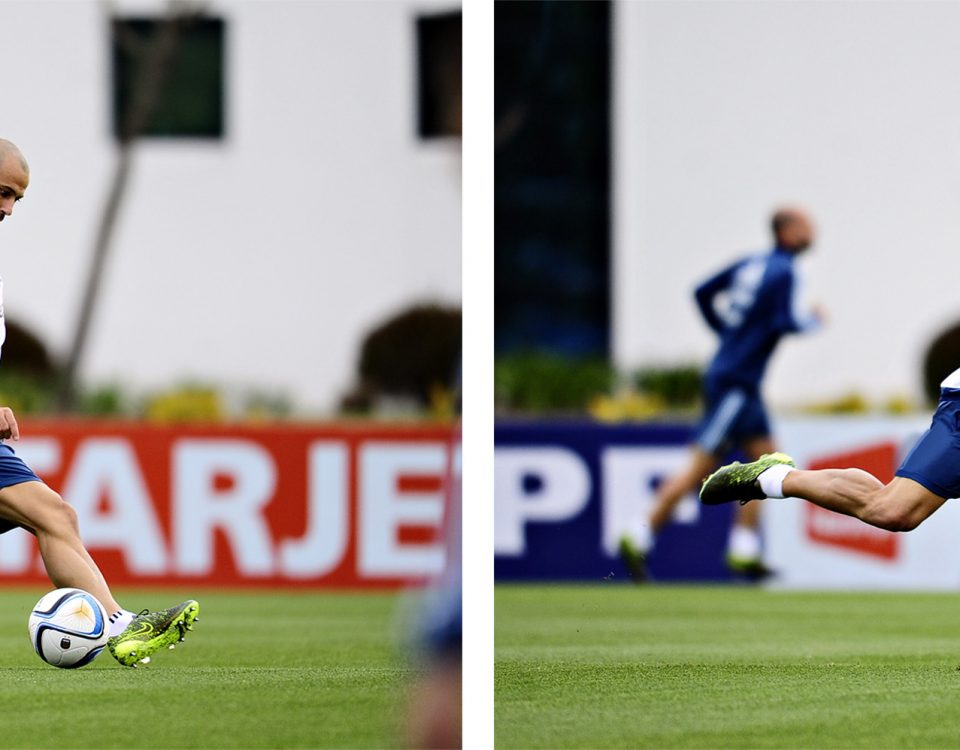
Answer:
[
  {"xmin": 771, "ymin": 206, "xmax": 814, "ymax": 253},
  {"xmin": 0, "ymin": 139, "xmax": 29, "ymax": 223}
]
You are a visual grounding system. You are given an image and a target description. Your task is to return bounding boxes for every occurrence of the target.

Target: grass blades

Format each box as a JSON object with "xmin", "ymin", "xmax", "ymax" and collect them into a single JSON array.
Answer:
[
  {"xmin": 496, "ymin": 585, "xmax": 960, "ymax": 748},
  {"xmin": 2, "ymin": 588, "xmax": 420, "ymax": 749}
]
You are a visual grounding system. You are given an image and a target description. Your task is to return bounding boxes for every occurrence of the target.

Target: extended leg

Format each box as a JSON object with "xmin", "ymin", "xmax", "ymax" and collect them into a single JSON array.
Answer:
[
  {"xmin": 619, "ymin": 447, "xmax": 718, "ymax": 582},
  {"xmin": 0, "ymin": 480, "xmax": 200, "ymax": 667},
  {"xmin": 649, "ymin": 447, "xmax": 719, "ymax": 532},
  {"xmin": 783, "ymin": 472, "xmax": 945, "ymax": 531},
  {"xmin": 701, "ymin": 458, "xmax": 946, "ymax": 532},
  {"xmin": 0, "ymin": 481, "xmax": 122, "ymax": 613}
]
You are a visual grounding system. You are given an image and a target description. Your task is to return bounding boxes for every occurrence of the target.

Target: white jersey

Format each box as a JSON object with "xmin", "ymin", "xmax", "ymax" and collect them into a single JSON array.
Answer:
[
  {"xmin": 0, "ymin": 277, "xmax": 6, "ymax": 361},
  {"xmin": 942, "ymin": 367, "xmax": 960, "ymax": 390}
]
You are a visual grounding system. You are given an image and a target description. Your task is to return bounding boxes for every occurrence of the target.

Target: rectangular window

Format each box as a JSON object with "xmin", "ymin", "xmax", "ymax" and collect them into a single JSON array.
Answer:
[
  {"xmin": 111, "ymin": 16, "xmax": 225, "ymax": 140},
  {"xmin": 494, "ymin": 0, "xmax": 612, "ymax": 357},
  {"xmin": 416, "ymin": 11, "xmax": 462, "ymax": 138}
]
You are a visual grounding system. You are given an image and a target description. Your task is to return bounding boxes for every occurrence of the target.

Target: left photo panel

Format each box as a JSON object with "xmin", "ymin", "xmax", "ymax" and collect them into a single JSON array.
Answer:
[{"xmin": 0, "ymin": 1, "xmax": 461, "ymax": 748}]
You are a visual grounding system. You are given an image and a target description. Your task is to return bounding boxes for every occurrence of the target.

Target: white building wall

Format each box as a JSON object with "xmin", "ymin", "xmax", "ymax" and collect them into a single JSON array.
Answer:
[
  {"xmin": 0, "ymin": 0, "xmax": 460, "ymax": 412},
  {"xmin": 614, "ymin": 0, "xmax": 960, "ymax": 408}
]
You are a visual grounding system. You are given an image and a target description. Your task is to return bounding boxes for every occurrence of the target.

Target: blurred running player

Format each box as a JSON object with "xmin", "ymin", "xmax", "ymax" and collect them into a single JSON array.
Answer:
[
  {"xmin": 406, "ymin": 374, "xmax": 461, "ymax": 749},
  {"xmin": 0, "ymin": 138, "xmax": 198, "ymax": 666},
  {"xmin": 619, "ymin": 207, "xmax": 823, "ymax": 581},
  {"xmin": 701, "ymin": 367, "xmax": 960, "ymax": 531}
]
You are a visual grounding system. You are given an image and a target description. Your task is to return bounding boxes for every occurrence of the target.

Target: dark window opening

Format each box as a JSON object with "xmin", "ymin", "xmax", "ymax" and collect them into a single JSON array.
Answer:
[
  {"xmin": 495, "ymin": 0, "xmax": 612, "ymax": 357},
  {"xmin": 417, "ymin": 11, "xmax": 462, "ymax": 138},
  {"xmin": 111, "ymin": 16, "xmax": 225, "ymax": 140}
]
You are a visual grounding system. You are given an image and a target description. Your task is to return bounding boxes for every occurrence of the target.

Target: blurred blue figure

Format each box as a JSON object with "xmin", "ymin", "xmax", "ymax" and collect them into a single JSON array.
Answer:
[
  {"xmin": 619, "ymin": 207, "xmax": 823, "ymax": 582},
  {"xmin": 405, "ymin": 404, "xmax": 461, "ymax": 748}
]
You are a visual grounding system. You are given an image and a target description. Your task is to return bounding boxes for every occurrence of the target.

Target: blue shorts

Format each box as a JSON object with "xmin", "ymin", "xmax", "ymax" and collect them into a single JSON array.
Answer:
[
  {"xmin": 695, "ymin": 381, "xmax": 771, "ymax": 455},
  {"xmin": 0, "ymin": 443, "xmax": 44, "ymax": 533},
  {"xmin": 895, "ymin": 389, "xmax": 960, "ymax": 499}
]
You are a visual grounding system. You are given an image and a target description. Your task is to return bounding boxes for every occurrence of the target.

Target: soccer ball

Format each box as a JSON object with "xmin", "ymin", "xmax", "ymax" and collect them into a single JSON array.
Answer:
[{"xmin": 28, "ymin": 588, "xmax": 109, "ymax": 668}]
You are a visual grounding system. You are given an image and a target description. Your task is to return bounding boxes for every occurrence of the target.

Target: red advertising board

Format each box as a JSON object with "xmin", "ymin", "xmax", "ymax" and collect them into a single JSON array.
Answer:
[
  {"xmin": 805, "ymin": 442, "xmax": 899, "ymax": 561},
  {"xmin": 0, "ymin": 421, "xmax": 459, "ymax": 588}
]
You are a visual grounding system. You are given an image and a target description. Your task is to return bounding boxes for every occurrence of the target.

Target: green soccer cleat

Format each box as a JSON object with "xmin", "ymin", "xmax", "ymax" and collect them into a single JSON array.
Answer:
[
  {"xmin": 726, "ymin": 554, "xmax": 776, "ymax": 582},
  {"xmin": 108, "ymin": 600, "xmax": 200, "ymax": 667},
  {"xmin": 700, "ymin": 452, "xmax": 796, "ymax": 506},
  {"xmin": 618, "ymin": 535, "xmax": 648, "ymax": 583}
]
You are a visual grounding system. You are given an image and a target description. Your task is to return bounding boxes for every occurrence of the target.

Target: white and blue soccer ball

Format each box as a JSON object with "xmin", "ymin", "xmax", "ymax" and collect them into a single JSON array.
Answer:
[{"xmin": 28, "ymin": 588, "xmax": 109, "ymax": 668}]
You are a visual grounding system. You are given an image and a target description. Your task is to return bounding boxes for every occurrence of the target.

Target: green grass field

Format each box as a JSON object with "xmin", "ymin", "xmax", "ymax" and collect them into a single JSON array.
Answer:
[
  {"xmin": 0, "ymin": 588, "xmax": 420, "ymax": 749},
  {"xmin": 496, "ymin": 585, "xmax": 960, "ymax": 749}
]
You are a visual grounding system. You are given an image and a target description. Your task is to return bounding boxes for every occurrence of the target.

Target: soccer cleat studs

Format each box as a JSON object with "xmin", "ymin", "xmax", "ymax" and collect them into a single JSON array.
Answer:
[{"xmin": 107, "ymin": 599, "xmax": 200, "ymax": 667}]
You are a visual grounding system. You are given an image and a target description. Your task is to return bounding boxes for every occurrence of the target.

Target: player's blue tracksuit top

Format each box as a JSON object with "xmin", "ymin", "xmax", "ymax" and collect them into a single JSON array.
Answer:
[{"xmin": 694, "ymin": 246, "xmax": 818, "ymax": 391}]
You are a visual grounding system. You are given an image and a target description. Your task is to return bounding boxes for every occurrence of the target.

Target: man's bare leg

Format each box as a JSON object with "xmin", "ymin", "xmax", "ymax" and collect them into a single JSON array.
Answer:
[
  {"xmin": 782, "ymin": 471, "xmax": 945, "ymax": 531},
  {"xmin": 648, "ymin": 447, "xmax": 719, "ymax": 533},
  {"xmin": 619, "ymin": 447, "xmax": 718, "ymax": 580},
  {"xmin": 0, "ymin": 481, "xmax": 123, "ymax": 613},
  {"xmin": 0, "ymin": 479, "xmax": 200, "ymax": 666}
]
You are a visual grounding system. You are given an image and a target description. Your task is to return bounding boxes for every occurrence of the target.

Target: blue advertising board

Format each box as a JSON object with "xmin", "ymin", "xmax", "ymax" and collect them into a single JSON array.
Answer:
[{"xmin": 494, "ymin": 421, "xmax": 743, "ymax": 582}]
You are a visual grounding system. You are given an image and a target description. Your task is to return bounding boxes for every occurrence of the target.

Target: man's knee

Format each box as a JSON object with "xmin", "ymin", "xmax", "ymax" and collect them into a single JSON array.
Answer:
[
  {"xmin": 868, "ymin": 505, "xmax": 922, "ymax": 532},
  {"xmin": 864, "ymin": 492, "xmax": 935, "ymax": 532},
  {"xmin": 54, "ymin": 496, "xmax": 78, "ymax": 529},
  {"xmin": 863, "ymin": 477, "xmax": 947, "ymax": 532},
  {"xmin": 42, "ymin": 490, "xmax": 78, "ymax": 532}
]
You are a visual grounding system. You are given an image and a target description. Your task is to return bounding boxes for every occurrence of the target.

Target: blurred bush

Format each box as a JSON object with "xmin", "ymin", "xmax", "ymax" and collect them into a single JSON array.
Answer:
[
  {"xmin": 78, "ymin": 384, "xmax": 128, "ymax": 416},
  {"xmin": 143, "ymin": 384, "xmax": 224, "ymax": 423},
  {"xmin": 633, "ymin": 364, "xmax": 702, "ymax": 409},
  {"xmin": 0, "ymin": 310, "xmax": 459, "ymax": 422},
  {"xmin": 881, "ymin": 393, "xmax": 917, "ymax": 415},
  {"xmin": 242, "ymin": 390, "xmax": 293, "ymax": 422},
  {"xmin": 427, "ymin": 382, "xmax": 458, "ymax": 421},
  {"xmin": 588, "ymin": 390, "xmax": 666, "ymax": 422},
  {"xmin": 0, "ymin": 320, "xmax": 61, "ymax": 413},
  {"xmin": 495, "ymin": 352, "xmax": 615, "ymax": 413},
  {"xmin": 924, "ymin": 321, "xmax": 960, "ymax": 406},
  {"xmin": 496, "ymin": 355, "xmax": 705, "ymax": 417},
  {"xmin": 0, "ymin": 372, "xmax": 58, "ymax": 414},
  {"xmin": 798, "ymin": 392, "xmax": 871, "ymax": 415},
  {"xmin": 2, "ymin": 321, "xmax": 58, "ymax": 378},
  {"xmin": 342, "ymin": 303, "xmax": 461, "ymax": 415}
]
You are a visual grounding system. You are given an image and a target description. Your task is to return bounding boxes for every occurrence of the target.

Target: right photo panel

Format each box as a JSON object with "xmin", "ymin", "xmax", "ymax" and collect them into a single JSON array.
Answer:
[{"xmin": 494, "ymin": 1, "xmax": 960, "ymax": 747}]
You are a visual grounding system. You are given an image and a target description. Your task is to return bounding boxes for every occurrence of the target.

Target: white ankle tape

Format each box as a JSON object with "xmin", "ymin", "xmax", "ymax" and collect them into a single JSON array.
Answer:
[{"xmin": 758, "ymin": 464, "xmax": 794, "ymax": 498}]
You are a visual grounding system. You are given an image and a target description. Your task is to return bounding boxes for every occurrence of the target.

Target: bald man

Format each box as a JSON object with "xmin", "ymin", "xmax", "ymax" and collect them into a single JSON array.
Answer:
[
  {"xmin": 0, "ymin": 139, "xmax": 199, "ymax": 666},
  {"xmin": 0, "ymin": 140, "xmax": 28, "ymax": 222},
  {"xmin": 619, "ymin": 208, "xmax": 823, "ymax": 582}
]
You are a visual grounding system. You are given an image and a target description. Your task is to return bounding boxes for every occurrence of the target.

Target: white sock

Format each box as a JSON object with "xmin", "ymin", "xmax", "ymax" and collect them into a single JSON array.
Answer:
[
  {"xmin": 108, "ymin": 610, "xmax": 135, "ymax": 637},
  {"xmin": 629, "ymin": 521, "xmax": 653, "ymax": 555},
  {"xmin": 728, "ymin": 525, "xmax": 762, "ymax": 562},
  {"xmin": 757, "ymin": 464, "xmax": 795, "ymax": 498}
]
